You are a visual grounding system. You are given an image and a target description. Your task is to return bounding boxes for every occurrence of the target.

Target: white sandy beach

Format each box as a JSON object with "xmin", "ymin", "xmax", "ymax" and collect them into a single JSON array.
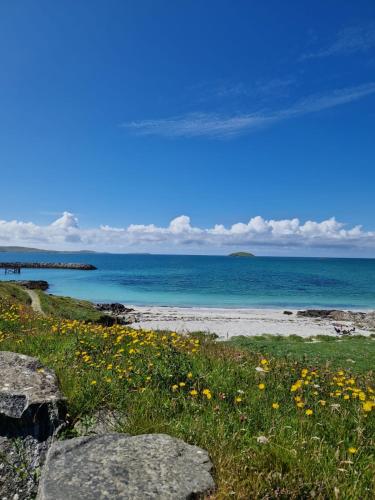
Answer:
[{"xmin": 130, "ymin": 306, "xmax": 374, "ymax": 339}]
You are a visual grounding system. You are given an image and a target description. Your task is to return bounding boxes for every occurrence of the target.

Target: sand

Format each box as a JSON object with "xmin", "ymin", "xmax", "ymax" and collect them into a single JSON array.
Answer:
[{"xmin": 130, "ymin": 306, "xmax": 373, "ymax": 339}]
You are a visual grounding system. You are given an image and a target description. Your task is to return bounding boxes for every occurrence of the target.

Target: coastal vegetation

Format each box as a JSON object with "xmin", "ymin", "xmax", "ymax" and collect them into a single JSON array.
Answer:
[{"xmin": 0, "ymin": 283, "xmax": 374, "ymax": 498}]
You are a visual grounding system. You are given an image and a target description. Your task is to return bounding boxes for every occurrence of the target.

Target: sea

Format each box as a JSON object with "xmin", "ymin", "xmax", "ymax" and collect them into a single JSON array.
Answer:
[{"xmin": 1, "ymin": 252, "xmax": 375, "ymax": 310}]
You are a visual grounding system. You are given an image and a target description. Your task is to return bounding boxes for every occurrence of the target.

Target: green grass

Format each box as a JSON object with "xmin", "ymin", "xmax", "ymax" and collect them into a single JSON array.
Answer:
[
  {"xmin": 0, "ymin": 296, "xmax": 374, "ymax": 499},
  {"xmin": 0, "ymin": 282, "xmax": 31, "ymax": 305},
  {"xmin": 36, "ymin": 291, "xmax": 104, "ymax": 322},
  {"xmin": 229, "ymin": 334, "xmax": 375, "ymax": 374}
]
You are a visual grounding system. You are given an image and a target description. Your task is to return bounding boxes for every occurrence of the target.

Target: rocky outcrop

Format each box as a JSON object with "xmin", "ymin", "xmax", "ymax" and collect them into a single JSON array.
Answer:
[
  {"xmin": 95, "ymin": 303, "xmax": 140, "ymax": 324},
  {"xmin": 37, "ymin": 433, "xmax": 215, "ymax": 500},
  {"xmin": 0, "ymin": 352, "xmax": 66, "ymax": 499},
  {"xmin": 0, "ymin": 352, "xmax": 65, "ymax": 439},
  {"xmin": 297, "ymin": 309, "xmax": 375, "ymax": 329},
  {"xmin": 0, "ymin": 262, "xmax": 96, "ymax": 270},
  {"xmin": 9, "ymin": 280, "xmax": 49, "ymax": 291}
]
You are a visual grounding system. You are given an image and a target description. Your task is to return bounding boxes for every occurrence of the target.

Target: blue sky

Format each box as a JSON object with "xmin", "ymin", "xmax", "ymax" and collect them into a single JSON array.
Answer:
[{"xmin": 1, "ymin": 1, "xmax": 375, "ymax": 255}]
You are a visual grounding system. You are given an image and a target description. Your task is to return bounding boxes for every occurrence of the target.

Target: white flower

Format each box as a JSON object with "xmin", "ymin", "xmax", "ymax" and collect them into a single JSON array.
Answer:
[
  {"xmin": 256, "ymin": 435, "xmax": 269, "ymax": 444},
  {"xmin": 255, "ymin": 366, "xmax": 265, "ymax": 372}
]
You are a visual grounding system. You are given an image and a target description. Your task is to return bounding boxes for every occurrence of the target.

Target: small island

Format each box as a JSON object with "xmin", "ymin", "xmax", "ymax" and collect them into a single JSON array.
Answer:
[{"xmin": 228, "ymin": 251, "xmax": 255, "ymax": 257}]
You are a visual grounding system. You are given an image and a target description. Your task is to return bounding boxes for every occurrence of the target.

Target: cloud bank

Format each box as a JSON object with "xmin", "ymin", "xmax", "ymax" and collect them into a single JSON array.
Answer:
[
  {"xmin": 1, "ymin": 212, "xmax": 374, "ymax": 256},
  {"xmin": 123, "ymin": 83, "xmax": 375, "ymax": 139}
]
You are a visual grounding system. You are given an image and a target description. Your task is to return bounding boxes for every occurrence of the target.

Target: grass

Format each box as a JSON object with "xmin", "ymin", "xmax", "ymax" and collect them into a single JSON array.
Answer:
[
  {"xmin": 229, "ymin": 334, "xmax": 375, "ymax": 374},
  {"xmin": 0, "ymin": 282, "xmax": 31, "ymax": 305},
  {"xmin": 0, "ymin": 295, "xmax": 374, "ymax": 499},
  {"xmin": 36, "ymin": 291, "xmax": 104, "ymax": 322}
]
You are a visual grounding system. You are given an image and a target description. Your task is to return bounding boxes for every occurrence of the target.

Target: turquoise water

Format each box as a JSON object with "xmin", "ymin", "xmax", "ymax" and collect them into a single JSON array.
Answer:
[{"xmin": 1, "ymin": 253, "xmax": 375, "ymax": 309}]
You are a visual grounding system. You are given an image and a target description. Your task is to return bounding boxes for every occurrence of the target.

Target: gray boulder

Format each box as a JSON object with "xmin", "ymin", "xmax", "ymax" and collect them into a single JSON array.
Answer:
[
  {"xmin": 0, "ymin": 351, "xmax": 65, "ymax": 440},
  {"xmin": 0, "ymin": 352, "xmax": 66, "ymax": 499},
  {"xmin": 37, "ymin": 433, "xmax": 215, "ymax": 499}
]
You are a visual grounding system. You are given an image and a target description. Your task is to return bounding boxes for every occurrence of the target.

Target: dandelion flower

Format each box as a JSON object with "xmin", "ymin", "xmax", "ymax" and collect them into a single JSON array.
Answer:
[
  {"xmin": 305, "ymin": 409, "xmax": 313, "ymax": 416},
  {"xmin": 260, "ymin": 359, "xmax": 268, "ymax": 365},
  {"xmin": 258, "ymin": 383, "xmax": 266, "ymax": 390},
  {"xmin": 272, "ymin": 403, "xmax": 280, "ymax": 409},
  {"xmin": 235, "ymin": 396, "xmax": 242, "ymax": 403},
  {"xmin": 90, "ymin": 380, "xmax": 97, "ymax": 385},
  {"xmin": 190, "ymin": 389, "xmax": 198, "ymax": 396},
  {"xmin": 348, "ymin": 447, "xmax": 357, "ymax": 454},
  {"xmin": 202, "ymin": 389, "xmax": 212, "ymax": 400}
]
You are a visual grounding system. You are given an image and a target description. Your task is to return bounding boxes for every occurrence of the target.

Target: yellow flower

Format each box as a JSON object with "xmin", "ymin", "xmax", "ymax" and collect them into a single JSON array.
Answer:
[
  {"xmin": 344, "ymin": 395, "xmax": 350, "ymax": 400},
  {"xmin": 296, "ymin": 402, "xmax": 305, "ymax": 408},
  {"xmin": 187, "ymin": 372, "xmax": 193, "ymax": 379},
  {"xmin": 172, "ymin": 384, "xmax": 179, "ymax": 391},
  {"xmin": 179, "ymin": 382, "xmax": 186, "ymax": 387},
  {"xmin": 202, "ymin": 388, "xmax": 212, "ymax": 400},
  {"xmin": 258, "ymin": 383, "xmax": 265, "ymax": 390},
  {"xmin": 305, "ymin": 409, "xmax": 313, "ymax": 416},
  {"xmin": 235, "ymin": 396, "xmax": 242, "ymax": 403},
  {"xmin": 260, "ymin": 359, "xmax": 268, "ymax": 365},
  {"xmin": 272, "ymin": 402, "xmax": 280, "ymax": 409},
  {"xmin": 362, "ymin": 401, "xmax": 374, "ymax": 412},
  {"xmin": 190, "ymin": 389, "xmax": 198, "ymax": 396},
  {"xmin": 319, "ymin": 400, "xmax": 326, "ymax": 406},
  {"xmin": 348, "ymin": 447, "xmax": 357, "ymax": 454},
  {"xmin": 90, "ymin": 380, "xmax": 97, "ymax": 385}
]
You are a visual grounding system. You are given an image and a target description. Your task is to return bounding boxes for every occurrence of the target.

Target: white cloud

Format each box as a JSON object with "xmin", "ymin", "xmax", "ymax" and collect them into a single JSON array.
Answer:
[
  {"xmin": 0, "ymin": 213, "xmax": 374, "ymax": 256},
  {"xmin": 122, "ymin": 83, "xmax": 375, "ymax": 139},
  {"xmin": 302, "ymin": 24, "xmax": 375, "ymax": 60}
]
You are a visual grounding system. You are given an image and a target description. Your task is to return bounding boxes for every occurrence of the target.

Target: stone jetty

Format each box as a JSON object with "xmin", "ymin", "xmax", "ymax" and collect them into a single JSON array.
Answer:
[{"xmin": 0, "ymin": 262, "xmax": 97, "ymax": 270}]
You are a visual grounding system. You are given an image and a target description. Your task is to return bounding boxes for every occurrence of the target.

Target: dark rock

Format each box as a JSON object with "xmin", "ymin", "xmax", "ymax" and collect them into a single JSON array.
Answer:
[
  {"xmin": 95, "ymin": 303, "xmax": 134, "ymax": 314},
  {"xmin": 37, "ymin": 433, "xmax": 215, "ymax": 499},
  {"xmin": 95, "ymin": 303, "xmax": 140, "ymax": 325},
  {"xmin": 10, "ymin": 280, "xmax": 49, "ymax": 291},
  {"xmin": 283, "ymin": 310, "xmax": 293, "ymax": 315}
]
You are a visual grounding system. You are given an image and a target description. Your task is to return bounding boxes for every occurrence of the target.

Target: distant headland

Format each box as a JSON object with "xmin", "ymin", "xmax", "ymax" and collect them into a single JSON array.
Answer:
[
  {"xmin": 228, "ymin": 251, "xmax": 255, "ymax": 257},
  {"xmin": 0, "ymin": 246, "xmax": 97, "ymax": 254}
]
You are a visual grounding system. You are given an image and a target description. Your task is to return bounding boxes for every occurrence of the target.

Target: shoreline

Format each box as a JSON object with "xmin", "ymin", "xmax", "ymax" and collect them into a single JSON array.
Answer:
[{"xmin": 127, "ymin": 305, "xmax": 375, "ymax": 339}]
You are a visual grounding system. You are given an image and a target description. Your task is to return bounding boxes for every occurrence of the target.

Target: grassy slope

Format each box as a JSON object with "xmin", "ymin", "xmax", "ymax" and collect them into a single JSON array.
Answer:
[
  {"xmin": 36, "ymin": 291, "xmax": 103, "ymax": 321},
  {"xmin": 229, "ymin": 334, "xmax": 375, "ymax": 374},
  {"xmin": 0, "ymin": 282, "xmax": 31, "ymax": 305},
  {"xmin": 0, "ymin": 293, "xmax": 374, "ymax": 498}
]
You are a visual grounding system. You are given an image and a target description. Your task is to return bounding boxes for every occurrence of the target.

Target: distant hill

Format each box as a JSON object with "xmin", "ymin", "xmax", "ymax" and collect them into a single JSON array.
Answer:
[
  {"xmin": 0, "ymin": 246, "xmax": 97, "ymax": 254},
  {"xmin": 228, "ymin": 251, "xmax": 255, "ymax": 257}
]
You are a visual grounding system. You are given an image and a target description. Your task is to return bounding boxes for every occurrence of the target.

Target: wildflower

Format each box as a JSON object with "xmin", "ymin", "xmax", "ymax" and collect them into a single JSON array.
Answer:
[
  {"xmin": 235, "ymin": 396, "xmax": 242, "ymax": 403},
  {"xmin": 344, "ymin": 395, "xmax": 350, "ymax": 400},
  {"xmin": 190, "ymin": 389, "xmax": 198, "ymax": 396},
  {"xmin": 256, "ymin": 435, "xmax": 269, "ymax": 444},
  {"xmin": 296, "ymin": 402, "xmax": 305, "ymax": 408},
  {"xmin": 260, "ymin": 359, "xmax": 268, "ymax": 365},
  {"xmin": 348, "ymin": 447, "xmax": 357, "ymax": 454},
  {"xmin": 258, "ymin": 383, "xmax": 265, "ymax": 390},
  {"xmin": 319, "ymin": 400, "xmax": 326, "ymax": 406},
  {"xmin": 305, "ymin": 409, "xmax": 313, "ymax": 416},
  {"xmin": 179, "ymin": 382, "xmax": 186, "ymax": 387},
  {"xmin": 362, "ymin": 401, "xmax": 374, "ymax": 412},
  {"xmin": 272, "ymin": 403, "xmax": 280, "ymax": 409},
  {"xmin": 202, "ymin": 389, "xmax": 212, "ymax": 400},
  {"xmin": 187, "ymin": 372, "xmax": 193, "ymax": 379},
  {"xmin": 90, "ymin": 380, "xmax": 97, "ymax": 385},
  {"xmin": 172, "ymin": 384, "xmax": 178, "ymax": 391}
]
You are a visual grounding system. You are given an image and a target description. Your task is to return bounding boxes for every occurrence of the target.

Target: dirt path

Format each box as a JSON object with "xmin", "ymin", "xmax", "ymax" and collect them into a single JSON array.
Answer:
[{"xmin": 25, "ymin": 289, "xmax": 45, "ymax": 316}]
